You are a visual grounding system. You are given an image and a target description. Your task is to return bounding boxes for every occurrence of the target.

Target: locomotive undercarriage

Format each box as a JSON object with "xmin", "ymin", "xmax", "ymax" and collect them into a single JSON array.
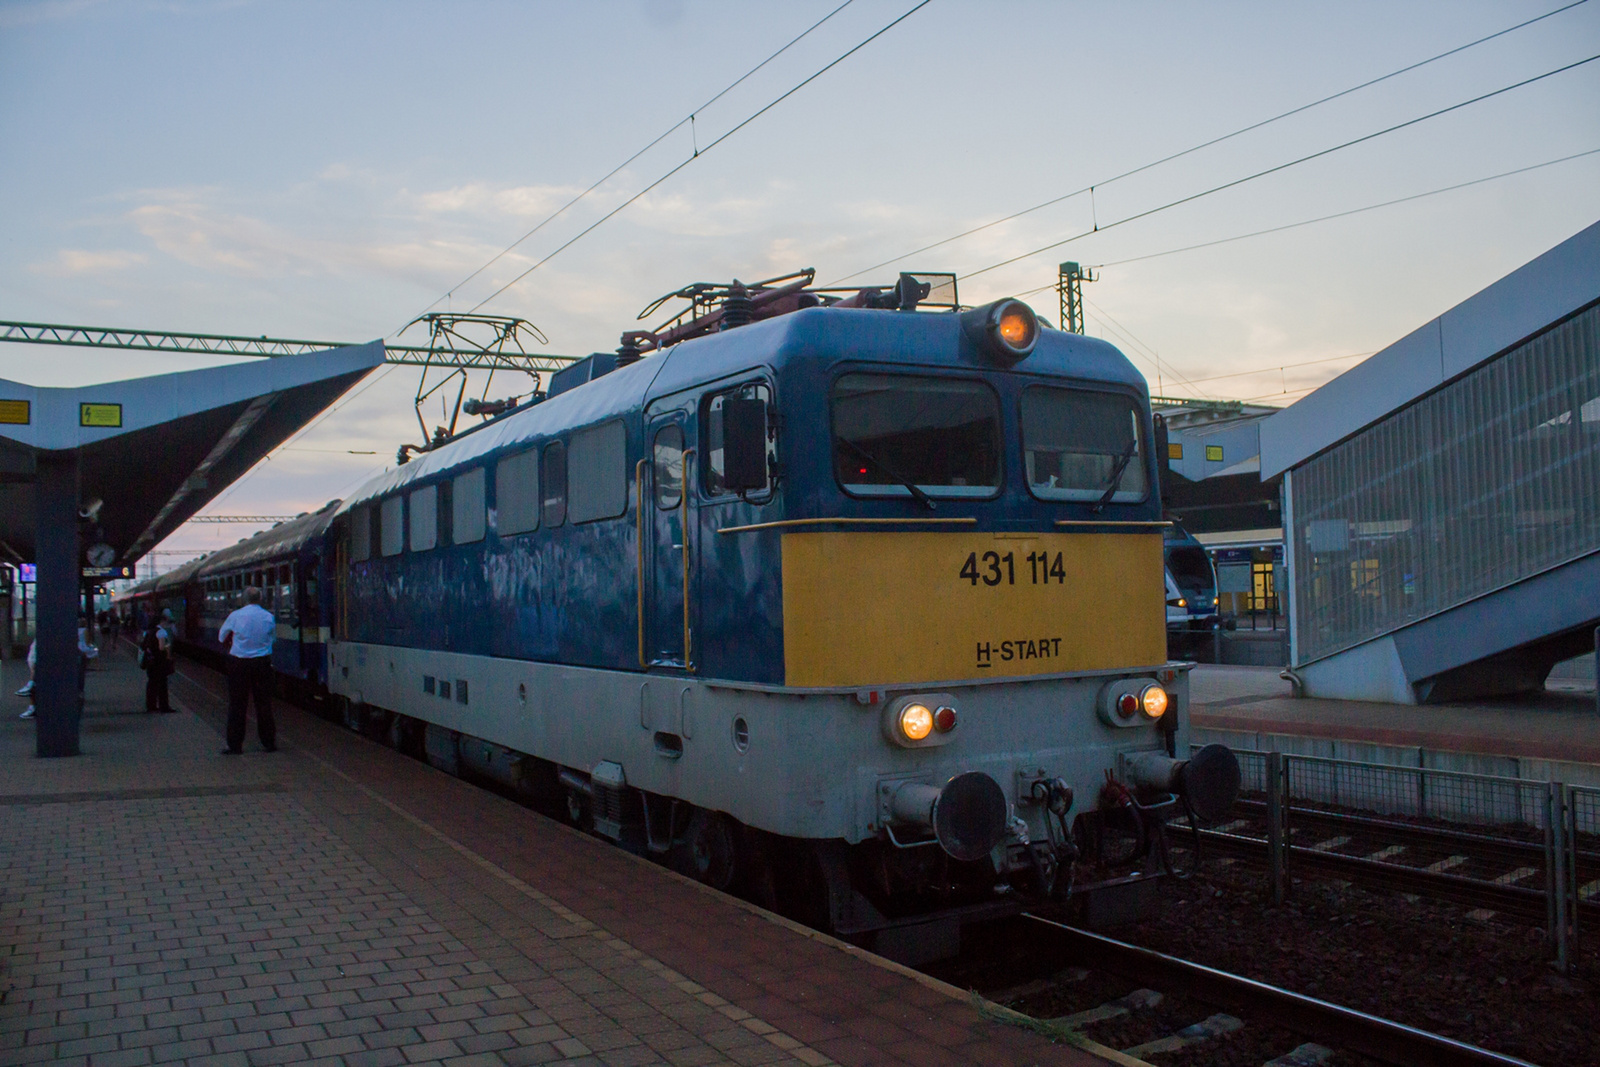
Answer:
[{"xmin": 332, "ymin": 694, "xmax": 1231, "ymax": 964}]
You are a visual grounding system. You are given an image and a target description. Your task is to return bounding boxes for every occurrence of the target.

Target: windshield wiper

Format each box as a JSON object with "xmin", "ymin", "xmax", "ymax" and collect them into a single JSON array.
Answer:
[
  {"xmin": 1090, "ymin": 438, "xmax": 1140, "ymax": 513},
  {"xmin": 837, "ymin": 437, "xmax": 937, "ymax": 511}
]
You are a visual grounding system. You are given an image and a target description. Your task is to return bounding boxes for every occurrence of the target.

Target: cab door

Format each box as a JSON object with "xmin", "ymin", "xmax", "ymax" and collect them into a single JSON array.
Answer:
[{"xmin": 644, "ymin": 402, "xmax": 696, "ymax": 670}]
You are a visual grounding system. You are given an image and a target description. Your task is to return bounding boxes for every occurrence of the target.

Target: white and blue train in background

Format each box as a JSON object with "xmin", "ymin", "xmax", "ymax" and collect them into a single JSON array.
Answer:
[{"xmin": 127, "ymin": 271, "xmax": 1238, "ymax": 957}]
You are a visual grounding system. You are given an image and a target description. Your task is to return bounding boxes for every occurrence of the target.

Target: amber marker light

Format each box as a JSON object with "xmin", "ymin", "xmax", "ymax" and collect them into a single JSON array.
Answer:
[
  {"xmin": 1139, "ymin": 684, "xmax": 1169, "ymax": 719},
  {"xmin": 998, "ymin": 303, "xmax": 1035, "ymax": 347},
  {"xmin": 993, "ymin": 299, "xmax": 1038, "ymax": 355},
  {"xmin": 899, "ymin": 703, "xmax": 934, "ymax": 741}
]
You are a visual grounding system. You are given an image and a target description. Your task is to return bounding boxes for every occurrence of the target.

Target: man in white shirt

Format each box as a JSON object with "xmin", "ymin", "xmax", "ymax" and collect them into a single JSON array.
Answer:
[{"xmin": 218, "ymin": 585, "xmax": 277, "ymax": 754}]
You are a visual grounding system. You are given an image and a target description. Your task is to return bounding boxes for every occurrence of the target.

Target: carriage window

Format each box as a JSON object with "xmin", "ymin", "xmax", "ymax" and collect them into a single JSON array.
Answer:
[
  {"xmin": 1021, "ymin": 387, "xmax": 1148, "ymax": 504},
  {"xmin": 704, "ymin": 384, "xmax": 773, "ymax": 496},
  {"xmin": 496, "ymin": 448, "xmax": 540, "ymax": 536},
  {"xmin": 410, "ymin": 485, "xmax": 439, "ymax": 551},
  {"xmin": 350, "ymin": 506, "xmax": 371, "ymax": 561},
  {"xmin": 831, "ymin": 373, "xmax": 1000, "ymax": 498},
  {"xmin": 438, "ymin": 477, "xmax": 454, "ymax": 546},
  {"xmin": 541, "ymin": 441, "xmax": 567, "ymax": 528},
  {"xmin": 380, "ymin": 496, "xmax": 405, "ymax": 556},
  {"xmin": 653, "ymin": 424, "xmax": 684, "ymax": 509},
  {"xmin": 453, "ymin": 467, "xmax": 486, "ymax": 544},
  {"xmin": 569, "ymin": 420, "xmax": 627, "ymax": 523}
]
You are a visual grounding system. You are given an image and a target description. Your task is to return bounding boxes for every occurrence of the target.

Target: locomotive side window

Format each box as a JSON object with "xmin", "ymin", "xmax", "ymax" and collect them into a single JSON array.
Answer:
[
  {"xmin": 410, "ymin": 485, "xmax": 439, "ymax": 551},
  {"xmin": 569, "ymin": 420, "xmax": 627, "ymax": 523},
  {"xmin": 437, "ymin": 478, "xmax": 454, "ymax": 546},
  {"xmin": 831, "ymin": 373, "xmax": 1001, "ymax": 498},
  {"xmin": 653, "ymin": 424, "xmax": 684, "ymax": 509},
  {"xmin": 704, "ymin": 383, "xmax": 773, "ymax": 496},
  {"xmin": 350, "ymin": 505, "xmax": 371, "ymax": 561},
  {"xmin": 452, "ymin": 467, "xmax": 486, "ymax": 544},
  {"xmin": 380, "ymin": 496, "xmax": 405, "ymax": 556},
  {"xmin": 541, "ymin": 441, "xmax": 567, "ymax": 528},
  {"xmin": 495, "ymin": 448, "xmax": 540, "ymax": 536},
  {"xmin": 1021, "ymin": 387, "xmax": 1149, "ymax": 504}
]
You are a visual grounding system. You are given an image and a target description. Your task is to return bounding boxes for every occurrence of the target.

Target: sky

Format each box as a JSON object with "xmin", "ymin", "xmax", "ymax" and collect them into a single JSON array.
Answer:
[{"xmin": 2, "ymin": 0, "xmax": 1597, "ymax": 569}]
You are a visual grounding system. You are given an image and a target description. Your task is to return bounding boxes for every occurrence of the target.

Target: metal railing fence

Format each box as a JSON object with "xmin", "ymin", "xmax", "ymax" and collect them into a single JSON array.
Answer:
[{"xmin": 1199, "ymin": 746, "xmax": 1597, "ymax": 971}]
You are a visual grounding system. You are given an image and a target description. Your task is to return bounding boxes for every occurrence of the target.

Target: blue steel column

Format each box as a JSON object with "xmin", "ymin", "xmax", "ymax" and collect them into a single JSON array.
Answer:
[{"xmin": 34, "ymin": 450, "xmax": 81, "ymax": 757}]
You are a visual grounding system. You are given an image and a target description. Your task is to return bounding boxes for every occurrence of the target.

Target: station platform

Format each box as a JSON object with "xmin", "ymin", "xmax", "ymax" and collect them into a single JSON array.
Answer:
[
  {"xmin": 1190, "ymin": 663, "xmax": 1600, "ymax": 771},
  {"xmin": 0, "ymin": 648, "xmax": 1102, "ymax": 1067}
]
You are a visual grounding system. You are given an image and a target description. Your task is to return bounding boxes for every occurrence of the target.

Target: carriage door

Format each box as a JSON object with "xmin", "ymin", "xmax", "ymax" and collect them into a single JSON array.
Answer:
[{"xmin": 645, "ymin": 406, "xmax": 695, "ymax": 669}]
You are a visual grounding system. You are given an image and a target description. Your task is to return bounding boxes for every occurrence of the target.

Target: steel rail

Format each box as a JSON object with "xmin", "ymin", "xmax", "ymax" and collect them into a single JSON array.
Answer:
[
  {"xmin": 1232, "ymin": 798, "xmax": 1600, "ymax": 864},
  {"xmin": 1197, "ymin": 829, "xmax": 1600, "ymax": 921},
  {"xmin": 0, "ymin": 320, "xmax": 578, "ymax": 372},
  {"xmin": 1021, "ymin": 914, "xmax": 1540, "ymax": 1067}
]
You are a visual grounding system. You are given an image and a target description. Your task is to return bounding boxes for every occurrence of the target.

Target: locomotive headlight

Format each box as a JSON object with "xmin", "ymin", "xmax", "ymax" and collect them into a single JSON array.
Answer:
[
  {"xmin": 899, "ymin": 703, "xmax": 935, "ymax": 742},
  {"xmin": 1140, "ymin": 684, "xmax": 1170, "ymax": 719},
  {"xmin": 996, "ymin": 301, "xmax": 1037, "ymax": 350},
  {"xmin": 961, "ymin": 298, "xmax": 1039, "ymax": 363}
]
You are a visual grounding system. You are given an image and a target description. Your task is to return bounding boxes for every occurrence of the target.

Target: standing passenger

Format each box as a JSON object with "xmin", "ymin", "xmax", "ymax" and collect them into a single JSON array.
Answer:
[
  {"xmin": 141, "ymin": 615, "xmax": 173, "ymax": 713},
  {"xmin": 219, "ymin": 585, "xmax": 276, "ymax": 754}
]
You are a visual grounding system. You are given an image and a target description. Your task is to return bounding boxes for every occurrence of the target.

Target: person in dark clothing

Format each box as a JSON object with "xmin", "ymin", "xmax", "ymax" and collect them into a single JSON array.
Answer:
[{"xmin": 141, "ymin": 613, "xmax": 173, "ymax": 713}]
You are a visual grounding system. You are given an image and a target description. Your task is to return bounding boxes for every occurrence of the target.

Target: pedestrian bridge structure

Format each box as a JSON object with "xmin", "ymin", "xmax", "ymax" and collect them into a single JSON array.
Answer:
[{"xmin": 1261, "ymin": 220, "xmax": 1600, "ymax": 703}]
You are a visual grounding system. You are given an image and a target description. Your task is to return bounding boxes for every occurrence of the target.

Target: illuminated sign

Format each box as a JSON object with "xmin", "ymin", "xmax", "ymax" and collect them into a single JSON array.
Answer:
[
  {"xmin": 1205, "ymin": 445, "xmax": 1224, "ymax": 462},
  {"xmin": 0, "ymin": 399, "xmax": 29, "ymax": 425},
  {"xmin": 19, "ymin": 564, "xmax": 36, "ymax": 582},
  {"xmin": 79, "ymin": 403, "xmax": 123, "ymax": 428},
  {"xmin": 1167, "ymin": 442, "xmax": 1183, "ymax": 460}
]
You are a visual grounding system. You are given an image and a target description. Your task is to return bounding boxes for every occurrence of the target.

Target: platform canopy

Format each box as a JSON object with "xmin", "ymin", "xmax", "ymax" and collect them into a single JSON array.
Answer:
[{"xmin": 0, "ymin": 342, "xmax": 384, "ymax": 567}]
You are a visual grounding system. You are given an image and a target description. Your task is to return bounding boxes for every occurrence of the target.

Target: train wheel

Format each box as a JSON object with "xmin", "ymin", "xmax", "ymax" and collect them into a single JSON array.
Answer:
[{"xmin": 670, "ymin": 810, "xmax": 736, "ymax": 891}]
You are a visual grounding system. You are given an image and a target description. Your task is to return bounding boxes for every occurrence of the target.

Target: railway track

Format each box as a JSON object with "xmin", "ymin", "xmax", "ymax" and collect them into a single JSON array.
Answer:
[
  {"xmin": 970, "ymin": 915, "xmax": 1540, "ymax": 1067},
  {"xmin": 1180, "ymin": 801, "xmax": 1600, "ymax": 925}
]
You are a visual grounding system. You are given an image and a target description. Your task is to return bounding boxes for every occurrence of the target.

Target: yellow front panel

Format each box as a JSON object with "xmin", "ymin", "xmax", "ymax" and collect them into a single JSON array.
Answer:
[{"xmin": 781, "ymin": 530, "xmax": 1165, "ymax": 688}]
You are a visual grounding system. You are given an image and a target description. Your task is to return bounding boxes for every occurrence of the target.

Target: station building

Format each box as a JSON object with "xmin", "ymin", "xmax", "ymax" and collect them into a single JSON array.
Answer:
[{"xmin": 1260, "ymin": 220, "xmax": 1600, "ymax": 703}]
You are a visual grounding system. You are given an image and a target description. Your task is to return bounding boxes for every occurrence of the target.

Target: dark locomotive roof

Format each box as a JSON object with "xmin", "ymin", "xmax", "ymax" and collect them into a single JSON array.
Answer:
[
  {"xmin": 333, "ymin": 303, "xmax": 1146, "ymax": 520},
  {"xmin": 191, "ymin": 500, "xmax": 342, "ymax": 579}
]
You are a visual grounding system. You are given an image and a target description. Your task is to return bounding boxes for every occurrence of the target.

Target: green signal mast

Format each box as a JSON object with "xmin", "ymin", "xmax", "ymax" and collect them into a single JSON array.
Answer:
[{"xmin": 1058, "ymin": 261, "xmax": 1097, "ymax": 334}]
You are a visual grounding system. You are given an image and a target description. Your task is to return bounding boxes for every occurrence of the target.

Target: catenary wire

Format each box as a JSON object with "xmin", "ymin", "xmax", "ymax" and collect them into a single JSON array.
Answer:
[
  {"xmin": 466, "ymin": 0, "xmax": 935, "ymax": 315},
  {"xmin": 1007, "ymin": 146, "xmax": 1600, "ymax": 301},
  {"xmin": 826, "ymin": 0, "xmax": 1592, "ymax": 285},
  {"xmin": 410, "ymin": 0, "xmax": 856, "ymax": 328},
  {"xmin": 1089, "ymin": 147, "xmax": 1600, "ymax": 270},
  {"xmin": 962, "ymin": 53, "xmax": 1600, "ymax": 280},
  {"xmin": 1083, "ymin": 300, "xmax": 1211, "ymax": 399},
  {"xmin": 1178, "ymin": 352, "xmax": 1373, "ymax": 386},
  {"xmin": 194, "ymin": 4, "xmax": 935, "ymax": 524}
]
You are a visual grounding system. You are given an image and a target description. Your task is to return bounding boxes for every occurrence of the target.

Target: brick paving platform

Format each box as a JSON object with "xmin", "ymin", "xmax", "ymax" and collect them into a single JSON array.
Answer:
[
  {"xmin": 1, "ymin": 647, "xmax": 1105, "ymax": 1067},
  {"xmin": 1190, "ymin": 664, "xmax": 1600, "ymax": 765}
]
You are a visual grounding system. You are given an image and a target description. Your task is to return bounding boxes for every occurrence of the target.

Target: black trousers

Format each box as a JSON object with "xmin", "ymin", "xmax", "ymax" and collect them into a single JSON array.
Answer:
[
  {"xmin": 226, "ymin": 655, "xmax": 275, "ymax": 752},
  {"xmin": 144, "ymin": 662, "xmax": 170, "ymax": 712}
]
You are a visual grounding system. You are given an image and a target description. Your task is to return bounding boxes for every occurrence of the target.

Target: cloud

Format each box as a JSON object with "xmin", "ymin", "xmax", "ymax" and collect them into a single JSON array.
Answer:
[
  {"xmin": 404, "ymin": 182, "xmax": 588, "ymax": 219},
  {"xmin": 122, "ymin": 194, "xmax": 511, "ymax": 286},
  {"xmin": 31, "ymin": 248, "xmax": 149, "ymax": 275}
]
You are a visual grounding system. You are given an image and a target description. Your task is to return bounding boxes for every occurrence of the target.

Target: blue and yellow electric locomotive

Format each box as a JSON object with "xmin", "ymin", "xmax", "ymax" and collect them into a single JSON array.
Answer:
[{"xmin": 325, "ymin": 271, "xmax": 1238, "ymax": 948}]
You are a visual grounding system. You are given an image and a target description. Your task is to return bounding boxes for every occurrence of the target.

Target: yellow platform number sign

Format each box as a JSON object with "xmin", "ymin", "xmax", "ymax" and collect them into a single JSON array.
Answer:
[{"xmin": 79, "ymin": 403, "xmax": 123, "ymax": 428}]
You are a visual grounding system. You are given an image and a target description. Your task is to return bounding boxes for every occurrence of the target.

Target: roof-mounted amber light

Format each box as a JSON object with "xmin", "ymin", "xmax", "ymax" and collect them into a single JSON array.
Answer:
[{"xmin": 962, "ymin": 298, "xmax": 1039, "ymax": 364}]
